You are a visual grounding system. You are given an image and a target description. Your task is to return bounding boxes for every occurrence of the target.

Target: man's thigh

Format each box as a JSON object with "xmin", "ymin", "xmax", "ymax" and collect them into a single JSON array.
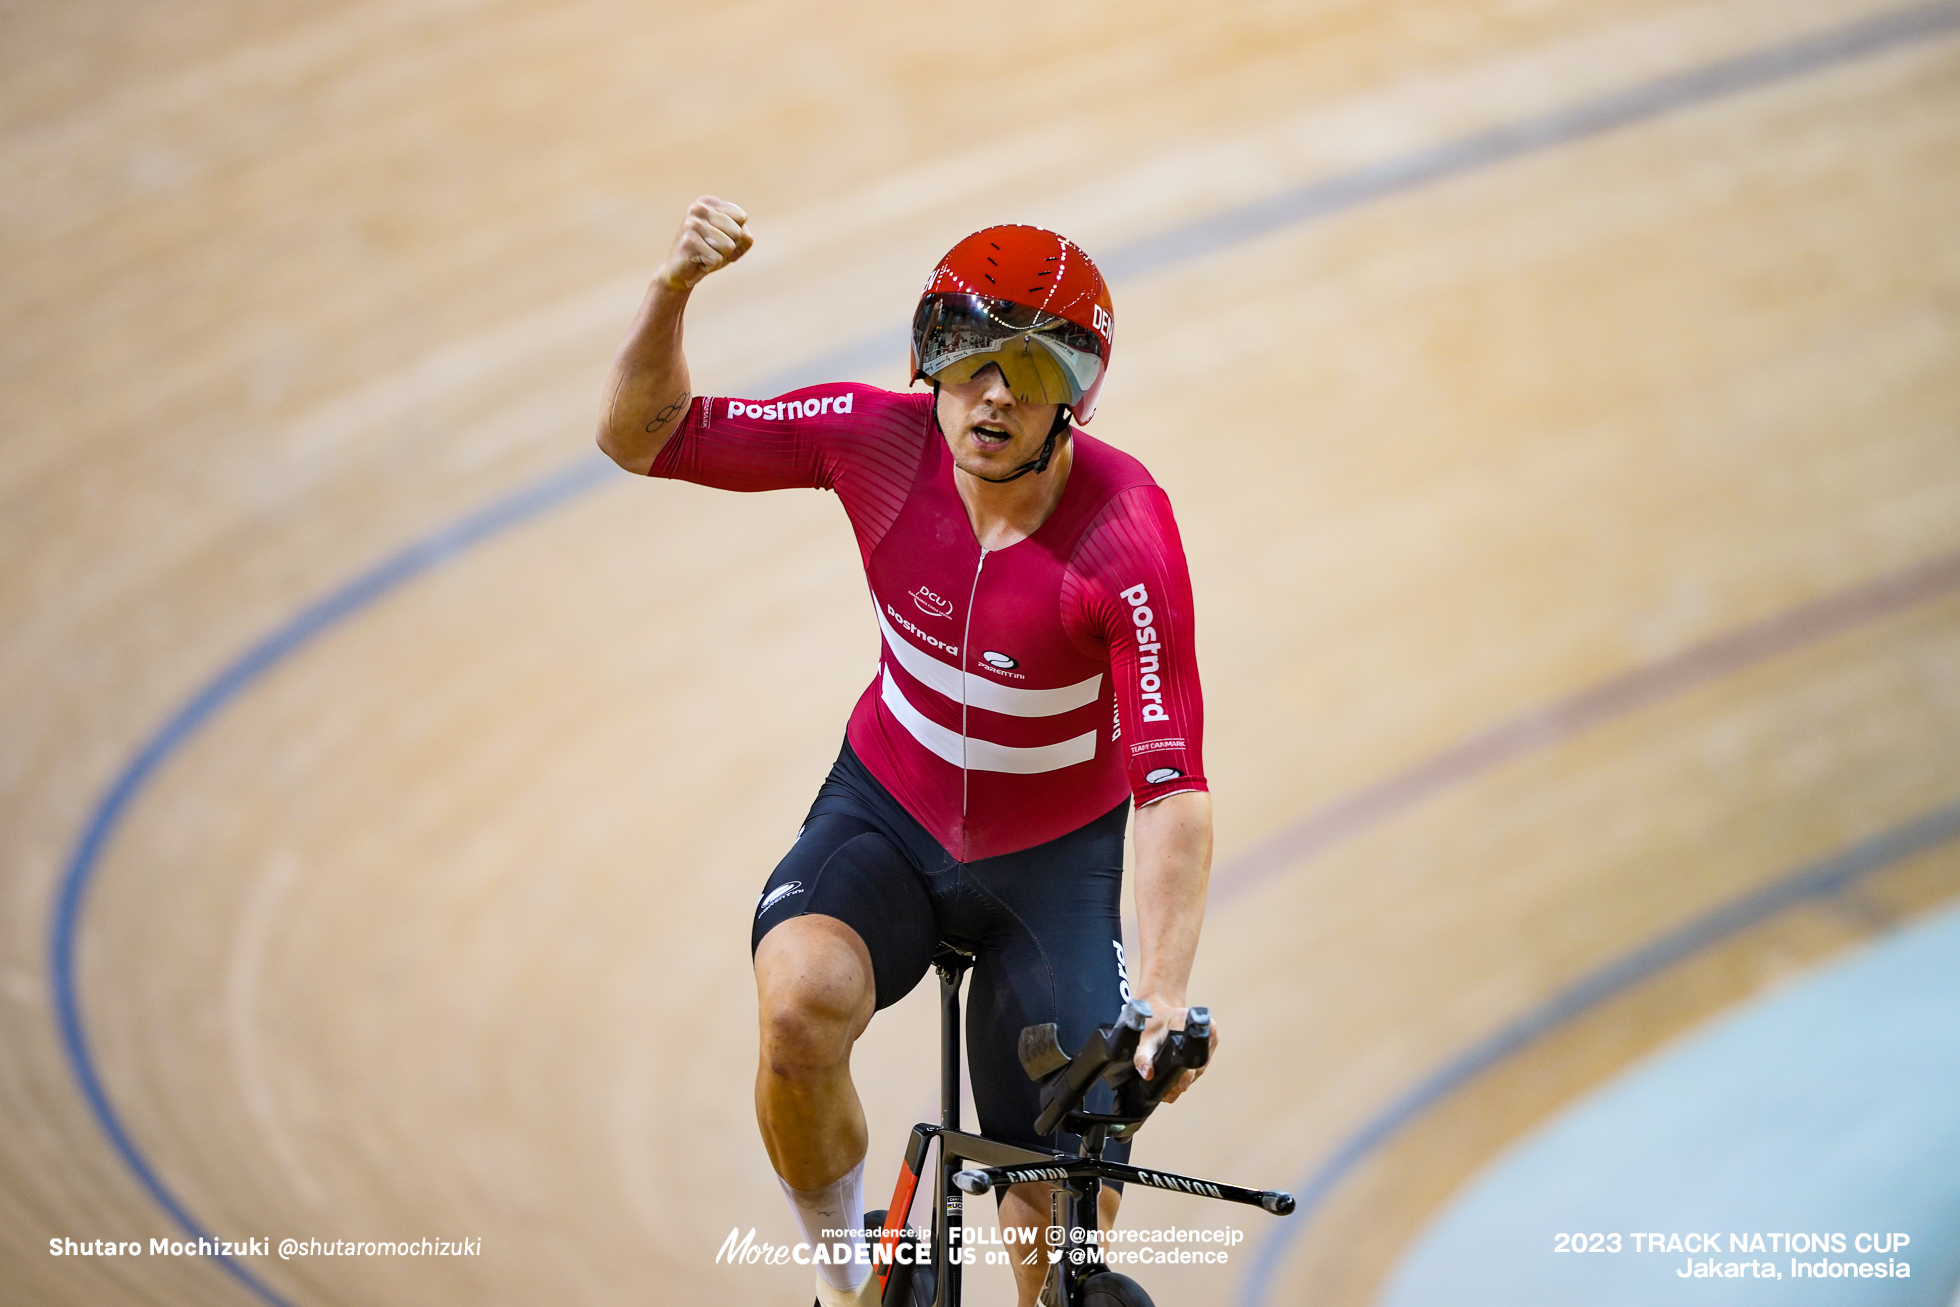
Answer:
[
  {"xmin": 957, "ymin": 804, "xmax": 1132, "ymax": 1162},
  {"xmin": 752, "ymin": 811, "xmax": 940, "ymax": 1012}
]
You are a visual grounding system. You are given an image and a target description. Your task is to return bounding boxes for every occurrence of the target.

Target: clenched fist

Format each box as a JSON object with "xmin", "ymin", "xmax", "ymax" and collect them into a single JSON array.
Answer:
[{"xmin": 660, "ymin": 196, "xmax": 753, "ymax": 291}]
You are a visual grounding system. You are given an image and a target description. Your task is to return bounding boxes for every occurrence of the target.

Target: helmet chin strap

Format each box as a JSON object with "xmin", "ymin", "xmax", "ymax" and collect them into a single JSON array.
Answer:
[{"xmin": 936, "ymin": 381, "xmax": 1073, "ymax": 483}]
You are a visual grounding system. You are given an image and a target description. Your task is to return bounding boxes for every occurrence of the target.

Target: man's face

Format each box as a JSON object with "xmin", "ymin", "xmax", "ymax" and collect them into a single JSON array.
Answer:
[{"xmin": 935, "ymin": 363, "xmax": 1063, "ymax": 482}]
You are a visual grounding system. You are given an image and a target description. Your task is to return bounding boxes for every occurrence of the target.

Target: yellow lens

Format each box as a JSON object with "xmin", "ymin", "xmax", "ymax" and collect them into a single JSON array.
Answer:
[{"xmin": 930, "ymin": 336, "xmax": 1082, "ymax": 406}]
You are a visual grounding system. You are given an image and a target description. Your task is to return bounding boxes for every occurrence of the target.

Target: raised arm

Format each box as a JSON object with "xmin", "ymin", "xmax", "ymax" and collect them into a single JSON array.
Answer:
[{"xmin": 596, "ymin": 196, "xmax": 753, "ymax": 474}]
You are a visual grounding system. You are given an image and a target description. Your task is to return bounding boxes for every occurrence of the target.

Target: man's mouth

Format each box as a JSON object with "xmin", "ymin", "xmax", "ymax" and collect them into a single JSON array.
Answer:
[{"xmin": 972, "ymin": 423, "xmax": 1011, "ymax": 446}]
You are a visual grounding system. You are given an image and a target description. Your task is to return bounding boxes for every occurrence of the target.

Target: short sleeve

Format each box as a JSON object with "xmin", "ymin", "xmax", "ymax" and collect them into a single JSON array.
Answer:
[
  {"xmin": 1062, "ymin": 486, "xmax": 1207, "ymax": 807},
  {"xmin": 649, "ymin": 385, "xmax": 930, "ymax": 561}
]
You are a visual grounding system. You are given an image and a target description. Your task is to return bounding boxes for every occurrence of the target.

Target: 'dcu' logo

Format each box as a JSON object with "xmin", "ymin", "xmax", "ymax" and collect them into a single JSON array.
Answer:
[{"xmin": 911, "ymin": 586, "xmax": 954, "ymax": 619}]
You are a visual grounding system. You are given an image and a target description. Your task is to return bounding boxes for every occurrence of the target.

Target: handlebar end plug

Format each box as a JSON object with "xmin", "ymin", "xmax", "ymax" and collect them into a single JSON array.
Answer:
[
  {"xmin": 1260, "ymin": 1192, "xmax": 1296, "ymax": 1216},
  {"xmin": 953, "ymin": 1170, "xmax": 994, "ymax": 1196}
]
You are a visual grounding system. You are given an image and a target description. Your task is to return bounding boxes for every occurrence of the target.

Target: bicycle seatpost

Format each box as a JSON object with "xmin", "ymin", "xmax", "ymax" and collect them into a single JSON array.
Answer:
[
  {"xmin": 934, "ymin": 947, "xmax": 973, "ymax": 1131},
  {"xmin": 931, "ymin": 946, "xmax": 974, "ymax": 1307}
]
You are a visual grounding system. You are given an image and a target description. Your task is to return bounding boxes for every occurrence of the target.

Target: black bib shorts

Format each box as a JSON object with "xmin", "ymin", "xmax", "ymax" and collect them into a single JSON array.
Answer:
[{"xmin": 753, "ymin": 741, "xmax": 1136, "ymax": 1167}]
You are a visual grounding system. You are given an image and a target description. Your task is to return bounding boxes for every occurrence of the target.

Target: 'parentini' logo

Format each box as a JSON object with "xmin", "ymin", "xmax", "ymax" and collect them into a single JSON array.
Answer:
[
  {"xmin": 911, "ymin": 586, "xmax": 954, "ymax": 619},
  {"xmin": 757, "ymin": 881, "xmax": 803, "ymax": 918}
]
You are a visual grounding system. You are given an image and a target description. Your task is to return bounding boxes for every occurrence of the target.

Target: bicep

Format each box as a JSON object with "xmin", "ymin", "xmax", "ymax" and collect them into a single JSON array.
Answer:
[{"xmin": 651, "ymin": 394, "xmax": 836, "ymax": 492}]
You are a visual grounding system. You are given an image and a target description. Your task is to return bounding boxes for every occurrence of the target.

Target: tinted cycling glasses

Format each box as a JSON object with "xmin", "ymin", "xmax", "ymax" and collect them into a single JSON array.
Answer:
[{"xmin": 913, "ymin": 293, "xmax": 1104, "ymax": 408}]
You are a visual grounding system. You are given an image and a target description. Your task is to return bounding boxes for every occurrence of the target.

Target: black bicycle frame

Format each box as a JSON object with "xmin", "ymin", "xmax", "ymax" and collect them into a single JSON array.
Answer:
[{"xmin": 873, "ymin": 950, "xmax": 1294, "ymax": 1307}]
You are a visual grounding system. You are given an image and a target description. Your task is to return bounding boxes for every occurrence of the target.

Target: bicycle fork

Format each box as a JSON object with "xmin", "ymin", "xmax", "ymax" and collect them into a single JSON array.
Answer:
[{"xmin": 1046, "ymin": 1162, "xmax": 1106, "ymax": 1306}]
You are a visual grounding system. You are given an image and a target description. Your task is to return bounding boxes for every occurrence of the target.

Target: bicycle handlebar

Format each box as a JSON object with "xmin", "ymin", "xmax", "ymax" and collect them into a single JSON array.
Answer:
[{"xmin": 1024, "ymin": 1002, "xmax": 1214, "ymax": 1139}]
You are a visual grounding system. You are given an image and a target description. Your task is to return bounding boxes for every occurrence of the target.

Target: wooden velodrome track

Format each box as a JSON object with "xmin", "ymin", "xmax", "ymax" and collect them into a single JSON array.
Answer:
[{"xmin": 6, "ymin": 0, "xmax": 1959, "ymax": 1303}]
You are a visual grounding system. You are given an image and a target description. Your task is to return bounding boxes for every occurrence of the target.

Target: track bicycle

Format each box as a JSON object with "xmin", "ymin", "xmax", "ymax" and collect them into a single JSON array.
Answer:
[{"xmin": 857, "ymin": 945, "xmax": 1294, "ymax": 1307}]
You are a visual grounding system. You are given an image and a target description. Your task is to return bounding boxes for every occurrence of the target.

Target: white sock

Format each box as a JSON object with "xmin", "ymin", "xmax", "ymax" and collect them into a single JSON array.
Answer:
[{"xmin": 780, "ymin": 1161, "xmax": 869, "ymax": 1295}]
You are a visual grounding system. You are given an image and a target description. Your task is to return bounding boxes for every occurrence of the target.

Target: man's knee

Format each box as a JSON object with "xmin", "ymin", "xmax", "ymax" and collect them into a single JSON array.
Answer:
[{"xmin": 755, "ymin": 915, "xmax": 876, "ymax": 1073}]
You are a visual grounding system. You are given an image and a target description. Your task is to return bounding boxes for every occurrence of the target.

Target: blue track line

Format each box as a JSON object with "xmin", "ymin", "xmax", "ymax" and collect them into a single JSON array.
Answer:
[
  {"xmin": 47, "ymin": 6, "xmax": 1960, "ymax": 1302},
  {"xmin": 1238, "ymin": 798, "xmax": 1960, "ymax": 1307},
  {"xmin": 47, "ymin": 458, "xmax": 613, "ymax": 1307},
  {"xmin": 1102, "ymin": 0, "xmax": 1960, "ymax": 280}
]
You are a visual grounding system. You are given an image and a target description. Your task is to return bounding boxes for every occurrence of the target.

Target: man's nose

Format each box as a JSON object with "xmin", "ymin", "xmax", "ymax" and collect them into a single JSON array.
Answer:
[{"xmin": 973, "ymin": 361, "xmax": 1015, "ymax": 402}]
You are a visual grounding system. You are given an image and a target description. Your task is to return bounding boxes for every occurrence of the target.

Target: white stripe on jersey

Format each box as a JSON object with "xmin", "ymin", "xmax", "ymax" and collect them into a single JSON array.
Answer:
[
  {"xmin": 876, "ymin": 608, "xmax": 1102, "ymax": 718},
  {"xmin": 880, "ymin": 668, "xmax": 1098, "ymax": 774}
]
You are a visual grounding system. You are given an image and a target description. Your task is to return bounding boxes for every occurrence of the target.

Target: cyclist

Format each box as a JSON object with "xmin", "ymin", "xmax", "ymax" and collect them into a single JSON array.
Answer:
[{"xmin": 598, "ymin": 197, "xmax": 1215, "ymax": 1307}]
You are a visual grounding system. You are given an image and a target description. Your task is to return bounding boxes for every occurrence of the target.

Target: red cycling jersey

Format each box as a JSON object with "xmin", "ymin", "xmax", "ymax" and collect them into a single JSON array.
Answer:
[{"xmin": 650, "ymin": 383, "xmax": 1206, "ymax": 861}]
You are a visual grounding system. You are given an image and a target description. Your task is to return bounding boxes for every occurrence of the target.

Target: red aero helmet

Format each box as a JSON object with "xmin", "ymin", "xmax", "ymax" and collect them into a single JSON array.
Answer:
[{"xmin": 910, "ymin": 226, "xmax": 1114, "ymax": 423}]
